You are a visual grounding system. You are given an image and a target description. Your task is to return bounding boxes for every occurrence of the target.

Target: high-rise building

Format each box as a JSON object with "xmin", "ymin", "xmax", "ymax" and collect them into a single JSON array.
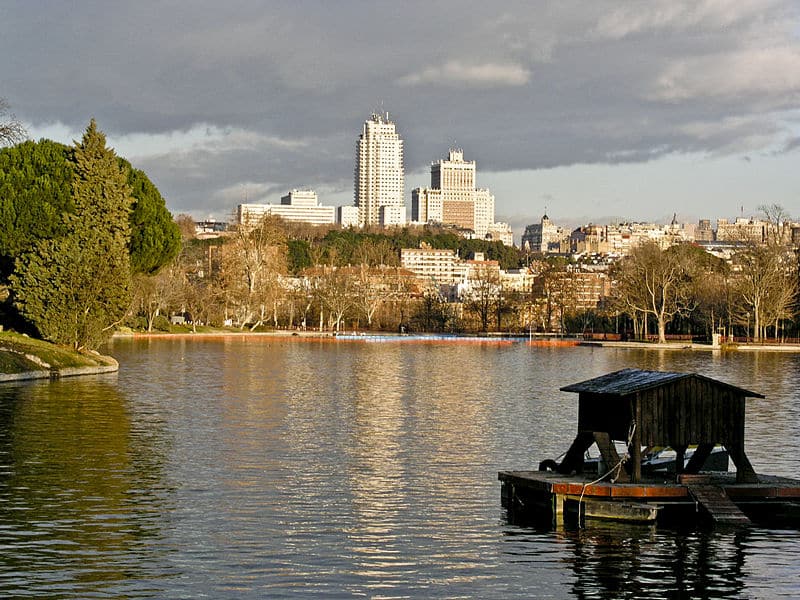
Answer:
[
  {"xmin": 354, "ymin": 112, "xmax": 405, "ymax": 227},
  {"xmin": 412, "ymin": 149, "xmax": 495, "ymax": 238}
]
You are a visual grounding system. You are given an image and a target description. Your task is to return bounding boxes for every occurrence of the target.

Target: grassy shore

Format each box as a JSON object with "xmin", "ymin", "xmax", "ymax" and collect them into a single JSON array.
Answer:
[{"xmin": 0, "ymin": 331, "xmax": 118, "ymax": 376}]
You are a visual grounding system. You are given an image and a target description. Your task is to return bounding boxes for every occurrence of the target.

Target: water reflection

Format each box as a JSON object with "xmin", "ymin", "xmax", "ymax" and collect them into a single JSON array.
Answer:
[
  {"xmin": 2, "ymin": 338, "xmax": 798, "ymax": 598},
  {"xmin": 0, "ymin": 377, "xmax": 173, "ymax": 598}
]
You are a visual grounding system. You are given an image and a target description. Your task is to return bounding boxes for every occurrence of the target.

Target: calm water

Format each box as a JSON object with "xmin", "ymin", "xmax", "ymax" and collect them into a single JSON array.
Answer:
[{"xmin": 1, "ymin": 338, "xmax": 799, "ymax": 599}]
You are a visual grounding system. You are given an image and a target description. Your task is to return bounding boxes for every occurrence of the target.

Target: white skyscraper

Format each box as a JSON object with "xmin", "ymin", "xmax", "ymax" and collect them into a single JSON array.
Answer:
[{"xmin": 354, "ymin": 112, "xmax": 405, "ymax": 227}]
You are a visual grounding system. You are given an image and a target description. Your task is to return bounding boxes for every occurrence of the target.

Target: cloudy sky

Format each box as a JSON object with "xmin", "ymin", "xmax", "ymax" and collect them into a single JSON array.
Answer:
[{"xmin": 2, "ymin": 1, "xmax": 799, "ymax": 237}]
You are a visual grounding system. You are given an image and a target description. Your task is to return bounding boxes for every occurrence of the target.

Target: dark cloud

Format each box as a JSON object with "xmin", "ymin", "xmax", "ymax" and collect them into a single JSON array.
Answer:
[{"xmin": 2, "ymin": 1, "xmax": 799, "ymax": 220}]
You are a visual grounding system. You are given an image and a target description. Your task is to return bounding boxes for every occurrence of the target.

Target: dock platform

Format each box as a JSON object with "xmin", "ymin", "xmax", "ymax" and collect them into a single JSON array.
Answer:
[{"xmin": 499, "ymin": 470, "xmax": 800, "ymax": 527}]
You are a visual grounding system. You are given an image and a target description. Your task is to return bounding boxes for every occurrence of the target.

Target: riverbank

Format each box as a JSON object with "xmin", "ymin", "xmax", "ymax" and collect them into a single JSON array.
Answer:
[
  {"xmin": 580, "ymin": 340, "xmax": 800, "ymax": 352},
  {"xmin": 0, "ymin": 331, "xmax": 119, "ymax": 382},
  {"xmin": 112, "ymin": 329, "xmax": 800, "ymax": 352}
]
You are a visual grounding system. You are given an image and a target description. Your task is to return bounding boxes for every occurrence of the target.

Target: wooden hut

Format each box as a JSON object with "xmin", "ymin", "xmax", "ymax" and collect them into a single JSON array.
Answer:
[{"xmin": 557, "ymin": 368, "xmax": 764, "ymax": 483}]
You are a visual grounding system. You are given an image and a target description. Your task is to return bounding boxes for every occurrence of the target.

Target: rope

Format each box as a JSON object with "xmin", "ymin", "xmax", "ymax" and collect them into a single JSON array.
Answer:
[{"xmin": 577, "ymin": 420, "xmax": 637, "ymax": 528}]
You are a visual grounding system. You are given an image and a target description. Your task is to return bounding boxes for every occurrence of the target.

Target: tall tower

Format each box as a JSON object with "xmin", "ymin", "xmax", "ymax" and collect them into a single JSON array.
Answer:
[
  {"xmin": 354, "ymin": 112, "xmax": 405, "ymax": 227},
  {"xmin": 411, "ymin": 148, "xmax": 495, "ymax": 237}
]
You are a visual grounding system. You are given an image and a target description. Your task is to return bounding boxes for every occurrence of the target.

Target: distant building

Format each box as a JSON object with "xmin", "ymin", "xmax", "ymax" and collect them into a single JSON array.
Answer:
[
  {"xmin": 355, "ymin": 112, "xmax": 405, "ymax": 227},
  {"xmin": 522, "ymin": 214, "xmax": 567, "ymax": 253},
  {"xmin": 696, "ymin": 219, "xmax": 714, "ymax": 242},
  {"xmin": 337, "ymin": 205, "xmax": 359, "ymax": 228},
  {"xmin": 237, "ymin": 189, "xmax": 335, "ymax": 229},
  {"xmin": 486, "ymin": 222, "xmax": 514, "ymax": 246},
  {"xmin": 411, "ymin": 149, "xmax": 496, "ymax": 239},
  {"xmin": 195, "ymin": 220, "xmax": 228, "ymax": 239},
  {"xmin": 379, "ymin": 204, "xmax": 404, "ymax": 227},
  {"xmin": 570, "ymin": 224, "xmax": 608, "ymax": 254},
  {"xmin": 400, "ymin": 244, "xmax": 461, "ymax": 285},
  {"xmin": 716, "ymin": 218, "xmax": 765, "ymax": 244}
]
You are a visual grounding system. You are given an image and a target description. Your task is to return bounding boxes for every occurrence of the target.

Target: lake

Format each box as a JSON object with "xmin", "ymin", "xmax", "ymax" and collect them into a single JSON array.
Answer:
[{"xmin": 1, "ymin": 337, "xmax": 799, "ymax": 598}]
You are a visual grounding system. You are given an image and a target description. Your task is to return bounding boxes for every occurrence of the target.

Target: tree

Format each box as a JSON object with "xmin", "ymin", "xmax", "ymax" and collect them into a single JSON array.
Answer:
[
  {"xmin": 11, "ymin": 120, "xmax": 133, "ymax": 349},
  {"xmin": 411, "ymin": 286, "xmax": 453, "ymax": 332},
  {"xmin": 312, "ymin": 266, "xmax": 355, "ymax": 332},
  {"xmin": 462, "ymin": 263, "xmax": 501, "ymax": 332},
  {"xmin": 733, "ymin": 243, "xmax": 796, "ymax": 341},
  {"xmin": 0, "ymin": 139, "xmax": 74, "ymax": 280},
  {"xmin": 122, "ymin": 161, "xmax": 181, "ymax": 275},
  {"xmin": 0, "ymin": 98, "xmax": 25, "ymax": 146},
  {"xmin": 0, "ymin": 140, "xmax": 178, "ymax": 281},
  {"xmin": 219, "ymin": 216, "xmax": 287, "ymax": 329},
  {"xmin": 174, "ymin": 214, "xmax": 197, "ymax": 240},
  {"xmin": 611, "ymin": 242, "xmax": 697, "ymax": 343}
]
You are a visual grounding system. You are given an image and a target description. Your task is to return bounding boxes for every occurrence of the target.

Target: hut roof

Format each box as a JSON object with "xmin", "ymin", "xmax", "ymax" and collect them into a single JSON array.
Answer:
[{"xmin": 560, "ymin": 368, "xmax": 764, "ymax": 398}]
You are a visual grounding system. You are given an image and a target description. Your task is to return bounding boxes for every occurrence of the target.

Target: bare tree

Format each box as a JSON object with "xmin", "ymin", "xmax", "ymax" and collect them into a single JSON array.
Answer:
[
  {"xmin": 0, "ymin": 98, "xmax": 26, "ymax": 146},
  {"xmin": 462, "ymin": 263, "xmax": 501, "ymax": 332},
  {"xmin": 759, "ymin": 204, "xmax": 792, "ymax": 247},
  {"xmin": 733, "ymin": 243, "xmax": 796, "ymax": 341},
  {"xmin": 352, "ymin": 265, "xmax": 385, "ymax": 329},
  {"xmin": 611, "ymin": 242, "xmax": 697, "ymax": 343},
  {"xmin": 174, "ymin": 214, "xmax": 197, "ymax": 240},
  {"xmin": 219, "ymin": 216, "xmax": 287, "ymax": 329},
  {"xmin": 312, "ymin": 266, "xmax": 355, "ymax": 332}
]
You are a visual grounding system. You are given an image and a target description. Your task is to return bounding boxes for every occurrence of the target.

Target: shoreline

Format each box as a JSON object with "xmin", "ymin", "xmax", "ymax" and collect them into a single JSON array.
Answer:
[
  {"xmin": 0, "ymin": 356, "xmax": 119, "ymax": 383},
  {"xmin": 110, "ymin": 331, "xmax": 800, "ymax": 352}
]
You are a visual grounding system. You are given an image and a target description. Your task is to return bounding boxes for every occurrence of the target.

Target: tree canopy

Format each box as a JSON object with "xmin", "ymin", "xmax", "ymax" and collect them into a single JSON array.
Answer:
[
  {"xmin": 0, "ymin": 139, "xmax": 74, "ymax": 280},
  {"xmin": 11, "ymin": 120, "xmax": 133, "ymax": 349},
  {"xmin": 123, "ymin": 159, "xmax": 181, "ymax": 274},
  {"xmin": 0, "ymin": 139, "xmax": 180, "ymax": 280}
]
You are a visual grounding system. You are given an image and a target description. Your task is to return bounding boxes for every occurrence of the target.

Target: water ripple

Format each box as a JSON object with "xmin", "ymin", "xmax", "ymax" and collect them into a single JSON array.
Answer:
[{"xmin": 0, "ymin": 339, "xmax": 798, "ymax": 598}]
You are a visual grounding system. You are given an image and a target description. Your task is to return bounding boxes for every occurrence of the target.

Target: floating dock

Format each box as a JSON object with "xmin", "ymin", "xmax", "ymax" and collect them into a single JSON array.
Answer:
[{"xmin": 499, "ymin": 470, "xmax": 800, "ymax": 527}]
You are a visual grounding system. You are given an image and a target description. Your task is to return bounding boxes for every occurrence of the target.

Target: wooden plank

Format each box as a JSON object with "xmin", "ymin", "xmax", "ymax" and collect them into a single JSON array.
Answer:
[
  {"xmin": 686, "ymin": 482, "xmax": 751, "ymax": 525},
  {"xmin": 632, "ymin": 397, "xmax": 641, "ymax": 483},
  {"xmin": 566, "ymin": 498, "xmax": 659, "ymax": 523}
]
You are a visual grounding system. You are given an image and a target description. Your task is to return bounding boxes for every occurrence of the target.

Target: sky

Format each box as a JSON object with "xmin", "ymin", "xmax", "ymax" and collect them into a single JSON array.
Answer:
[{"xmin": 2, "ymin": 1, "xmax": 799, "ymax": 239}]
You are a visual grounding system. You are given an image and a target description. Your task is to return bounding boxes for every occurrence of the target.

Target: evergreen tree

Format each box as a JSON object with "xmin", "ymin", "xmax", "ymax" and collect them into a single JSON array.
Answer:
[
  {"xmin": 0, "ymin": 141, "xmax": 179, "ymax": 281},
  {"xmin": 11, "ymin": 120, "xmax": 133, "ymax": 350},
  {"xmin": 121, "ymin": 159, "xmax": 181, "ymax": 275},
  {"xmin": 0, "ymin": 139, "xmax": 74, "ymax": 280}
]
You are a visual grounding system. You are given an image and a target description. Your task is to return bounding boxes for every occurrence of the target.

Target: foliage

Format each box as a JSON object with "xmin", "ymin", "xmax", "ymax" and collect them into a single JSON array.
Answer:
[
  {"xmin": 411, "ymin": 288, "xmax": 454, "ymax": 332},
  {"xmin": 11, "ymin": 120, "xmax": 133, "ymax": 350},
  {"xmin": 0, "ymin": 139, "xmax": 74, "ymax": 280},
  {"xmin": 316, "ymin": 226, "xmax": 523, "ymax": 270},
  {"xmin": 0, "ymin": 139, "xmax": 178, "ymax": 282},
  {"xmin": 287, "ymin": 239, "xmax": 312, "ymax": 273},
  {"xmin": 122, "ymin": 160, "xmax": 181, "ymax": 274}
]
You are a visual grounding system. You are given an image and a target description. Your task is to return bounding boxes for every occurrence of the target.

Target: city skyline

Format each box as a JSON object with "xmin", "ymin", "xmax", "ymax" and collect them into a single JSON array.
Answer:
[{"xmin": 3, "ymin": 2, "xmax": 800, "ymax": 236}]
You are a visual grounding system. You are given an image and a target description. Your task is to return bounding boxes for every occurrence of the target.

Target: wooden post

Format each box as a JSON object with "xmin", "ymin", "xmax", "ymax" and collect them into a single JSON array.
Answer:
[
  {"xmin": 630, "ymin": 396, "xmax": 642, "ymax": 483},
  {"xmin": 684, "ymin": 443, "xmax": 715, "ymax": 474},
  {"xmin": 674, "ymin": 445, "xmax": 687, "ymax": 479},
  {"xmin": 558, "ymin": 431, "xmax": 594, "ymax": 475},
  {"xmin": 726, "ymin": 442, "xmax": 759, "ymax": 483}
]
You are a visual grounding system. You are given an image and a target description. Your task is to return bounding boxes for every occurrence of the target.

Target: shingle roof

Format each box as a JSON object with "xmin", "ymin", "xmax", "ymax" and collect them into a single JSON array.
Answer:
[{"xmin": 560, "ymin": 368, "xmax": 764, "ymax": 398}]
